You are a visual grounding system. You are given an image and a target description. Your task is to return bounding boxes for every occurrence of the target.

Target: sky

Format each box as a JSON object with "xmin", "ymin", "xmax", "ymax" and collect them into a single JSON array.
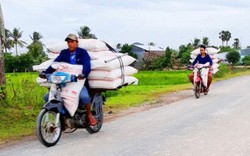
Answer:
[{"xmin": 1, "ymin": 0, "xmax": 250, "ymax": 52}]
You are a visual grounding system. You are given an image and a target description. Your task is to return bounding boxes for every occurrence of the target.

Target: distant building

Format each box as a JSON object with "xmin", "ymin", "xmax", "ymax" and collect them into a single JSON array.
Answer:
[
  {"xmin": 132, "ymin": 42, "xmax": 165, "ymax": 62},
  {"xmin": 240, "ymin": 48, "xmax": 250, "ymax": 59},
  {"xmin": 218, "ymin": 49, "xmax": 250, "ymax": 64},
  {"xmin": 217, "ymin": 52, "xmax": 228, "ymax": 64}
]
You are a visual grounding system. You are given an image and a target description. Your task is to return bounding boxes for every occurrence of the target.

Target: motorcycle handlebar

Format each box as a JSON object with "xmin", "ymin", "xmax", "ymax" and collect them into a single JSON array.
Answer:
[
  {"xmin": 39, "ymin": 72, "xmax": 85, "ymax": 82},
  {"xmin": 194, "ymin": 66, "xmax": 210, "ymax": 69}
]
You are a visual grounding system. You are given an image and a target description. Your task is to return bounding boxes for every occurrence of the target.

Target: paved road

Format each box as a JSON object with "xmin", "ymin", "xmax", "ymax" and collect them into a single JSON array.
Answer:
[{"xmin": 1, "ymin": 75, "xmax": 250, "ymax": 156}]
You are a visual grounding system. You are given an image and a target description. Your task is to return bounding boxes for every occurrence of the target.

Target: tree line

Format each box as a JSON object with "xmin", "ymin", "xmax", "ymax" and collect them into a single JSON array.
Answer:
[
  {"xmin": 3, "ymin": 25, "xmax": 98, "ymax": 72},
  {"xmin": 2, "ymin": 24, "xmax": 248, "ymax": 72},
  {"xmin": 119, "ymin": 30, "xmax": 247, "ymax": 70},
  {"xmin": 0, "ymin": 0, "xmax": 249, "ymax": 99}
]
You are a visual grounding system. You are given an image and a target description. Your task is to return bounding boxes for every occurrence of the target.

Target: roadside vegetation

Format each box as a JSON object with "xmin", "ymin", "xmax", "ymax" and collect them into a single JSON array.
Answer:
[
  {"xmin": 1, "ymin": 65, "xmax": 250, "ymax": 143},
  {"xmin": 1, "ymin": 24, "xmax": 250, "ymax": 143}
]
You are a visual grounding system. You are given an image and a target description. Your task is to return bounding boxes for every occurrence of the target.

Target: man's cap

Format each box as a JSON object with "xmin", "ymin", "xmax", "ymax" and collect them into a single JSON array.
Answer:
[{"xmin": 65, "ymin": 34, "xmax": 78, "ymax": 41}]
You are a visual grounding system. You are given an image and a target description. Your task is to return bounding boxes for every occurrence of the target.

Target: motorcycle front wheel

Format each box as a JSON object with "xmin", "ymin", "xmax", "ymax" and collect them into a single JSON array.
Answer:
[
  {"xmin": 36, "ymin": 109, "xmax": 62, "ymax": 147},
  {"xmin": 194, "ymin": 83, "xmax": 201, "ymax": 99}
]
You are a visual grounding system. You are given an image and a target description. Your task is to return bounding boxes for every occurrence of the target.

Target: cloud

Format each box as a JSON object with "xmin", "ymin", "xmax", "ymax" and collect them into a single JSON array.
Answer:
[
  {"xmin": 2, "ymin": 0, "xmax": 250, "ymax": 49},
  {"xmin": 63, "ymin": 17, "xmax": 79, "ymax": 23}
]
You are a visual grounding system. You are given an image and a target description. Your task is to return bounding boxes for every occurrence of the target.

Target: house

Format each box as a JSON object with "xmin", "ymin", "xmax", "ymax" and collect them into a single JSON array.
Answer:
[
  {"xmin": 217, "ymin": 52, "xmax": 228, "ymax": 64},
  {"xmin": 240, "ymin": 48, "xmax": 250, "ymax": 60},
  {"xmin": 132, "ymin": 42, "xmax": 165, "ymax": 62}
]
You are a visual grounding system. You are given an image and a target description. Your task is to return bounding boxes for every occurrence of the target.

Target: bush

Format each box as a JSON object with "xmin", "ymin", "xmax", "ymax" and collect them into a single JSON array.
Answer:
[
  {"xmin": 226, "ymin": 51, "xmax": 240, "ymax": 65},
  {"xmin": 242, "ymin": 55, "xmax": 250, "ymax": 65},
  {"xmin": 219, "ymin": 46, "xmax": 237, "ymax": 53},
  {"xmin": 181, "ymin": 52, "xmax": 191, "ymax": 65}
]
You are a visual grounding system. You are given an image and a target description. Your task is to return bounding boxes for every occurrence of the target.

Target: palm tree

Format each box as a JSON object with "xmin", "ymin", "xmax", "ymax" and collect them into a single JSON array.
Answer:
[
  {"xmin": 10, "ymin": 28, "xmax": 27, "ymax": 55},
  {"xmin": 27, "ymin": 42, "xmax": 47, "ymax": 64},
  {"xmin": 219, "ymin": 31, "xmax": 226, "ymax": 46},
  {"xmin": 77, "ymin": 26, "xmax": 97, "ymax": 39},
  {"xmin": 233, "ymin": 38, "xmax": 240, "ymax": 49},
  {"xmin": 0, "ymin": 2, "xmax": 6, "ymax": 99},
  {"xmin": 30, "ymin": 31, "xmax": 43, "ymax": 43},
  {"xmin": 202, "ymin": 37, "xmax": 209, "ymax": 46},
  {"xmin": 3, "ymin": 29, "xmax": 14, "ymax": 52},
  {"xmin": 192, "ymin": 38, "xmax": 200, "ymax": 48},
  {"xmin": 224, "ymin": 31, "xmax": 231, "ymax": 46}
]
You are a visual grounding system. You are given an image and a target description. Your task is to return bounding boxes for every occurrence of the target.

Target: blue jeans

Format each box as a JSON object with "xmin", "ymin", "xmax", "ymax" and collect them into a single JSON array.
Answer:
[{"xmin": 44, "ymin": 86, "xmax": 91, "ymax": 105}]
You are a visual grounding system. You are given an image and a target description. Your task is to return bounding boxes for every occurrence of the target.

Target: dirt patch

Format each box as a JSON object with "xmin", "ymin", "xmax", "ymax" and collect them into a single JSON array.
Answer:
[{"xmin": 0, "ymin": 88, "xmax": 193, "ymax": 149}]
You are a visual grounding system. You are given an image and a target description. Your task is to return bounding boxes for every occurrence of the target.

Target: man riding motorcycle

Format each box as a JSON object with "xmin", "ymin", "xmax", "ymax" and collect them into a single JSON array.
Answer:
[
  {"xmin": 42, "ymin": 34, "xmax": 97, "ymax": 126},
  {"xmin": 189, "ymin": 45, "xmax": 213, "ymax": 91}
]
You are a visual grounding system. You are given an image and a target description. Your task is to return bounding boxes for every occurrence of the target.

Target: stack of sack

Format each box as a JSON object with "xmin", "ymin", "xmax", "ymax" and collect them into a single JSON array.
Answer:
[
  {"xmin": 33, "ymin": 39, "xmax": 138, "ymax": 89},
  {"xmin": 190, "ymin": 47, "xmax": 220, "ymax": 74}
]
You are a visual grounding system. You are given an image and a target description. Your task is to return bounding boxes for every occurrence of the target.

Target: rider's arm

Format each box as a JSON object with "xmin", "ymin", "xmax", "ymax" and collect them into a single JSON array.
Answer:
[
  {"xmin": 192, "ymin": 55, "xmax": 199, "ymax": 66},
  {"xmin": 207, "ymin": 54, "xmax": 213, "ymax": 66},
  {"xmin": 81, "ymin": 49, "xmax": 91, "ymax": 78},
  {"xmin": 44, "ymin": 51, "xmax": 64, "ymax": 74}
]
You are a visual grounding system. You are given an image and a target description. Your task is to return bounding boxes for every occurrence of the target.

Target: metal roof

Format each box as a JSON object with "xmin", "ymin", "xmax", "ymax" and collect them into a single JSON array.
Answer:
[
  {"xmin": 240, "ymin": 48, "xmax": 250, "ymax": 56},
  {"xmin": 133, "ymin": 44, "xmax": 164, "ymax": 51}
]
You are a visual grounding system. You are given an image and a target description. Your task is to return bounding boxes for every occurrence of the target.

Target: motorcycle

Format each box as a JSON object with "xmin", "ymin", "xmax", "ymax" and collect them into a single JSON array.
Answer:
[
  {"xmin": 193, "ymin": 63, "xmax": 210, "ymax": 99},
  {"xmin": 36, "ymin": 72, "xmax": 104, "ymax": 147}
]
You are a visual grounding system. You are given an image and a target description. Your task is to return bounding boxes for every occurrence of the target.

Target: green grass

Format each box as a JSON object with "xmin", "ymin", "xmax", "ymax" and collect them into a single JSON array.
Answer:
[
  {"xmin": 0, "ymin": 65, "xmax": 250, "ymax": 142},
  {"xmin": 104, "ymin": 71, "xmax": 190, "ymax": 109},
  {"xmin": 0, "ymin": 73, "xmax": 47, "ymax": 142}
]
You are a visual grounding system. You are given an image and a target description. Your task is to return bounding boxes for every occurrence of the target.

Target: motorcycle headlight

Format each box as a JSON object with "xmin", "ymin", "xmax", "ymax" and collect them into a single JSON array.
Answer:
[{"xmin": 50, "ymin": 75, "xmax": 66, "ymax": 84}]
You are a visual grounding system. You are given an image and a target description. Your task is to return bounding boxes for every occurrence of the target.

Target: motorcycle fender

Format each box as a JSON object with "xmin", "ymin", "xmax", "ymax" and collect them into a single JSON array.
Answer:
[
  {"xmin": 195, "ymin": 77, "xmax": 201, "ymax": 83},
  {"xmin": 42, "ymin": 100, "xmax": 63, "ymax": 113}
]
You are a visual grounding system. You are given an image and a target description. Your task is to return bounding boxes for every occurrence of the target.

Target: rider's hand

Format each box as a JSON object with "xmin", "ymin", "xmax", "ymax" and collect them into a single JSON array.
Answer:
[
  {"xmin": 71, "ymin": 75, "xmax": 77, "ymax": 82},
  {"xmin": 77, "ymin": 74, "xmax": 85, "ymax": 80},
  {"xmin": 39, "ymin": 72, "xmax": 47, "ymax": 79}
]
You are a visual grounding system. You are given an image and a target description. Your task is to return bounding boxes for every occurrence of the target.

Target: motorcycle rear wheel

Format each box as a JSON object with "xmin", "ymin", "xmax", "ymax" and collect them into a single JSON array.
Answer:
[
  {"xmin": 36, "ymin": 109, "xmax": 62, "ymax": 147},
  {"xmin": 86, "ymin": 108, "xmax": 103, "ymax": 134}
]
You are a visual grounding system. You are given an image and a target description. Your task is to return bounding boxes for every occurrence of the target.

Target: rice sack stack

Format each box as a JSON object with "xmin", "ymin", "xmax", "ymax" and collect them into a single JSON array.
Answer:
[
  {"xmin": 190, "ymin": 47, "xmax": 220, "ymax": 74},
  {"xmin": 33, "ymin": 39, "xmax": 138, "ymax": 89}
]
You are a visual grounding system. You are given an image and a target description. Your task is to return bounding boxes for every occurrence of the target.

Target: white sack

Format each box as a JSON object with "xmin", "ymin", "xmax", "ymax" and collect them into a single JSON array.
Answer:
[
  {"xmin": 48, "ymin": 53, "xmax": 59, "ymax": 59},
  {"xmin": 212, "ymin": 68, "xmax": 219, "ymax": 74},
  {"xmin": 212, "ymin": 63, "xmax": 220, "ymax": 69},
  {"xmin": 48, "ymin": 50, "xmax": 117, "ymax": 60},
  {"xmin": 61, "ymin": 79, "xmax": 85, "ymax": 116},
  {"xmin": 88, "ymin": 51, "xmax": 117, "ymax": 60},
  {"xmin": 213, "ymin": 58, "xmax": 219, "ymax": 63},
  {"xmin": 47, "ymin": 42, "xmax": 67, "ymax": 53},
  {"xmin": 51, "ymin": 62, "xmax": 83, "ymax": 75},
  {"xmin": 47, "ymin": 39, "xmax": 109, "ymax": 53},
  {"xmin": 190, "ymin": 54, "xmax": 196, "ymax": 59},
  {"xmin": 91, "ymin": 54, "xmax": 136, "ymax": 70},
  {"xmin": 33, "ymin": 59, "xmax": 55, "ymax": 72},
  {"xmin": 89, "ymin": 76, "xmax": 138, "ymax": 89},
  {"xmin": 89, "ymin": 66, "xmax": 138, "ymax": 81},
  {"xmin": 210, "ymin": 54, "xmax": 218, "ymax": 59},
  {"xmin": 190, "ymin": 59, "xmax": 194, "ymax": 63},
  {"xmin": 78, "ymin": 39, "xmax": 109, "ymax": 52},
  {"xmin": 191, "ymin": 47, "xmax": 219, "ymax": 55}
]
